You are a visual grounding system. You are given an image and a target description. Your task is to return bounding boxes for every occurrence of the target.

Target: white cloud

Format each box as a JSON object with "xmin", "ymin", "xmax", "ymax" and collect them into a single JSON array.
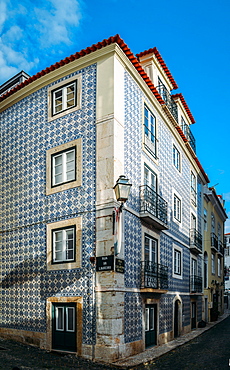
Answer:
[
  {"xmin": 0, "ymin": 0, "xmax": 82, "ymax": 84},
  {"xmin": 224, "ymin": 192, "xmax": 230, "ymax": 202}
]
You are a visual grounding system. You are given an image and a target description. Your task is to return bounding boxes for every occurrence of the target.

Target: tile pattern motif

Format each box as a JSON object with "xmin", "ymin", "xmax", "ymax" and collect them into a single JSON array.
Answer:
[{"xmin": 0, "ymin": 64, "xmax": 97, "ymax": 345}]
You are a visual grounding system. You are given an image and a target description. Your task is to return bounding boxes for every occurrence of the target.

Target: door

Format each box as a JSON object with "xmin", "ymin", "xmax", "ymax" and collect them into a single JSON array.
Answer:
[
  {"xmin": 52, "ymin": 303, "xmax": 76, "ymax": 352},
  {"xmin": 191, "ymin": 302, "xmax": 196, "ymax": 329},
  {"xmin": 174, "ymin": 300, "xmax": 180, "ymax": 337},
  {"xmin": 145, "ymin": 304, "xmax": 157, "ymax": 348}
]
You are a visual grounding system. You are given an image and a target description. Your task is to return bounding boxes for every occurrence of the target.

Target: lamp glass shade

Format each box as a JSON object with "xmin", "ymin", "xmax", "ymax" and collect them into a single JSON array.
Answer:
[{"xmin": 113, "ymin": 176, "xmax": 132, "ymax": 202}]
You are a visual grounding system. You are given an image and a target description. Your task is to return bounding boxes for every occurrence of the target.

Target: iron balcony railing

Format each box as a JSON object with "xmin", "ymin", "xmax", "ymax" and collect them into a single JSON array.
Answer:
[
  {"xmin": 218, "ymin": 240, "xmax": 224, "ymax": 255},
  {"xmin": 141, "ymin": 261, "xmax": 168, "ymax": 289},
  {"xmin": 190, "ymin": 275, "xmax": 202, "ymax": 293},
  {"xmin": 156, "ymin": 84, "xmax": 178, "ymax": 122},
  {"xmin": 140, "ymin": 185, "xmax": 168, "ymax": 225},
  {"xmin": 211, "ymin": 233, "xmax": 218, "ymax": 251},
  {"xmin": 181, "ymin": 122, "xmax": 196, "ymax": 153},
  {"xmin": 190, "ymin": 229, "xmax": 202, "ymax": 252}
]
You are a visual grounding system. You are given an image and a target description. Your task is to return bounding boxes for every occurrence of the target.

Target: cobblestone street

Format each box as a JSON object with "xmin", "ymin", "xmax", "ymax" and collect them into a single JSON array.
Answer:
[{"xmin": 0, "ymin": 315, "xmax": 229, "ymax": 369}]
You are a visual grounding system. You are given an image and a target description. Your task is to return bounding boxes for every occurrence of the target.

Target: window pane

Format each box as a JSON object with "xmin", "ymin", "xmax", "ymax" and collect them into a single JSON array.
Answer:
[
  {"xmin": 67, "ymin": 307, "xmax": 75, "ymax": 332},
  {"xmin": 56, "ymin": 307, "xmax": 64, "ymax": 331},
  {"xmin": 145, "ymin": 308, "xmax": 149, "ymax": 331},
  {"xmin": 149, "ymin": 307, "xmax": 154, "ymax": 330}
]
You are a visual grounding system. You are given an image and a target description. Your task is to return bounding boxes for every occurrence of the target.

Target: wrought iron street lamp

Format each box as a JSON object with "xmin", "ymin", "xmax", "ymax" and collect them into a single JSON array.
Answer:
[{"xmin": 113, "ymin": 175, "xmax": 132, "ymax": 211}]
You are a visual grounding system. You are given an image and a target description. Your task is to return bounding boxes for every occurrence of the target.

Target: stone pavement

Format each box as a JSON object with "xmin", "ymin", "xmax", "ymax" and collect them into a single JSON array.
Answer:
[{"xmin": 111, "ymin": 310, "xmax": 230, "ymax": 368}]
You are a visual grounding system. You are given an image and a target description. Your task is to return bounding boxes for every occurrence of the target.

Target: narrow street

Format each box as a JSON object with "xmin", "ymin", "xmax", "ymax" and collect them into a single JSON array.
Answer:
[
  {"xmin": 134, "ymin": 315, "xmax": 230, "ymax": 370},
  {"xmin": 0, "ymin": 315, "xmax": 229, "ymax": 369}
]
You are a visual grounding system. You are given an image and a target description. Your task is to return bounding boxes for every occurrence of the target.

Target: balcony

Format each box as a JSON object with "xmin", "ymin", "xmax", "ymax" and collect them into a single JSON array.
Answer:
[
  {"xmin": 141, "ymin": 261, "xmax": 168, "ymax": 291},
  {"xmin": 211, "ymin": 233, "xmax": 218, "ymax": 252},
  {"xmin": 140, "ymin": 185, "xmax": 168, "ymax": 230},
  {"xmin": 181, "ymin": 122, "xmax": 196, "ymax": 153},
  {"xmin": 157, "ymin": 84, "xmax": 178, "ymax": 122},
  {"xmin": 190, "ymin": 229, "xmax": 202, "ymax": 254},
  {"xmin": 190, "ymin": 275, "xmax": 202, "ymax": 293},
  {"xmin": 218, "ymin": 240, "xmax": 224, "ymax": 256}
]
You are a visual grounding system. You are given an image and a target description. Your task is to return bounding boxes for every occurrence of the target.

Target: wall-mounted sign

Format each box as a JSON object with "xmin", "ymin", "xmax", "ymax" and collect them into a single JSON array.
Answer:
[
  {"xmin": 115, "ymin": 258, "xmax": 125, "ymax": 274},
  {"xmin": 96, "ymin": 255, "xmax": 114, "ymax": 271}
]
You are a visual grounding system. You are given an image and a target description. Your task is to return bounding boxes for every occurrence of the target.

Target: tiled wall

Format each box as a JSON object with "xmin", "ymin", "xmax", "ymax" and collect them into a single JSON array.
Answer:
[
  {"xmin": 123, "ymin": 70, "xmax": 203, "ymax": 342},
  {"xmin": 0, "ymin": 64, "xmax": 97, "ymax": 345}
]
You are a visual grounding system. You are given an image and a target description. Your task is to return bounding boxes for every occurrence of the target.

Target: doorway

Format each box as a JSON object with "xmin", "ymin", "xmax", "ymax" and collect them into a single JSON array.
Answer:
[
  {"xmin": 145, "ymin": 304, "xmax": 157, "ymax": 348},
  {"xmin": 52, "ymin": 303, "xmax": 76, "ymax": 352},
  {"xmin": 174, "ymin": 299, "xmax": 180, "ymax": 337},
  {"xmin": 191, "ymin": 302, "xmax": 196, "ymax": 329}
]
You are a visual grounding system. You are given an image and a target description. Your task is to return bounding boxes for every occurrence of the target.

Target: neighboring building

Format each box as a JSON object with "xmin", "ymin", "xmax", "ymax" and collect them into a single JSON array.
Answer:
[
  {"xmin": 203, "ymin": 188, "xmax": 227, "ymax": 322},
  {"xmin": 0, "ymin": 35, "xmax": 210, "ymax": 362},
  {"xmin": 224, "ymin": 233, "xmax": 230, "ymax": 291}
]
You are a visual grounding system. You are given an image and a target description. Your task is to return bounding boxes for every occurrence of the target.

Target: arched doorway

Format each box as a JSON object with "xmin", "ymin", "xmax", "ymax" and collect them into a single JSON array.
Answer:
[{"xmin": 174, "ymin": 298, "xmax": 181, "ymax": 338}]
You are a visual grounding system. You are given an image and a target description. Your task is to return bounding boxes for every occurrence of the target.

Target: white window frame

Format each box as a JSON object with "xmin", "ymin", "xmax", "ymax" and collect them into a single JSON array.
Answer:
[
  {"xmin": 204, "ymin": 208, "xmax": 207, "ymax": 231},
  {"xmin": 66, "ymin": 307, "xmax": 75, "ymax": 332},
  {"xmin": 48, "ymin": 74, "xmax": 82, "ymax": 121},
  {"xmin": 173, "ymin": 245, "xmax": 182, "ymax": 279},
  {"xmin": 173, "ymin": 144, "xmax": 181, "ymax": 172},
  {"xmin": 47, "ymin": 217, "xmax": 82, "ymax": 271},
  {"xmin": 144, "ymin": 164, "xmax": 157, "ymax": 192},
  {"xmin": 52, "ymin": 148, "xmax": 76, "ymax": 187},
  {"xmin": 53, "ymin": 227, "xmax": 75, "ymax": 263},
  {"xmin": 46, "ymin": 138, "xmax": 82, "ymax": 195},
  {"xmin": 191, "ymin": 171, "xmax": 197, "ymax": 206},
  {"xmin": 211, "ymin": 253, "xmax": 215, "ymax": 275},
  {"xmin": 143, "ymin": 104, "xmax": 157, "ymax": 159},
  {"xmin": 173, "ymin": 193, "xmax": 181, "ymax": 223}
]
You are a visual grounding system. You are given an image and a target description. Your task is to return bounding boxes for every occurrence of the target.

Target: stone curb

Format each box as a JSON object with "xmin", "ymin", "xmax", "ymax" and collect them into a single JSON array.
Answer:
[{"xmin": 111, "ymin": 311, "xmax": 230, "ymax": 369}]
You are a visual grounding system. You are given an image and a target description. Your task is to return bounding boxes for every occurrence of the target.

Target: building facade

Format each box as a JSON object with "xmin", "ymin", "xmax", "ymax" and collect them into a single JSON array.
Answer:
[
  {"xmin": 0, "ymin": 35, "xmax": 211, "ymax": 361},
  {"xmin": 203, "ymin": 188, "xmax": 227, "ymax": 322},
  {"xmin": 224, "ymin": 233, "xmax": 230, "ymax": 291}
]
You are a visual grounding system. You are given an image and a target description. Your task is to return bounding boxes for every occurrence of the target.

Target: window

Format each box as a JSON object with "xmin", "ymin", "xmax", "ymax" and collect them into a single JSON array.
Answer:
[
  {"xmin": 143, "ymin": 105, "xmax": 157, "ymax": 158},
  {"xmin": 173, "ymin": 194, "xmax": 181, "ymax": 222},
  {"xmin": 52, "ymin": 148, "xmax": 75, "ymax": 187},
  {"xmin": 53, "ymin": 81, "xmax": 77, "ymax": 115},
  {"xmin": 173, "ymin": 145, "xmax": 181, "ymax": 171},
  {"xmin": 144, "ymin": 165, "xmax": 157, "ymax": 192},
  {"xmin": 174, "ymin": 249, "xmax": 181, "ymax": 275},
  {"xmin": 47, "ymin": 217, "xmax": 82, "ymax": 271},
  {"xmin": 204, "ymin": 208, "xmax": 207, "ymax": 231},
  {"xmin": 46, "ymin": 138, "xmax": 82, "ymax": 195},
  {"xmin": 212, "ymin": 253, "xmax": 215, "ymax": 274},
  {"xmin": 211, "ymin": 213, "xmax": 215, "ymax": 233},
  {"xmin": 48, "ymin": 74, "xmax": 82, "ymax": 121},
  {"xmin": 53, "ymin": 226, "xmax": 75, "ymax": 263},
  {"xmin": 145, "ymin": 235, "xmax": 157, "ymax": 263},
  {"xmin": 173, "ymin": 246, "xmax": 182, "ymax": 279},
  {"xmin": 191, "ymin": 171, "xmax": 197, "ymax": 206},
  {"xmin": 218, "ymin": 257, "xmax": 221, "ymax": 277}
]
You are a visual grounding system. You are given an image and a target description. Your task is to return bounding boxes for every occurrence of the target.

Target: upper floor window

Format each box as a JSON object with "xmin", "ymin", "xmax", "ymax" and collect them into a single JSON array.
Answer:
[
  {"xmin": 144, "ymin": 165, "xmax": 157, "ymax": 192},
  {"xmin": 204, "ymin": 208, "xmax": 207, "ymax": 231},
  {"xmin": 53, "ymin": 226, "xmax": 75, "ymax": 263},
  {"xmin": 211, "ymin": 253, "xmax": 215, "ymax": 274},
  {"xmin": 173, "ymin": 245, "xmax": 182, "ymax": 279},
  {"xmin": 52, "ymin": 148, "xmax": 75, "ymax": 187},
  {"xmin": 145, "ymin": 235, "xmax": 158, "ymax": 263},
  {"xmin": 211, "ymin": 213, "xmax": 215, "ymax": 233},
  {"xmin": 53, "ymin": 81, "xmax": 77, "ymax": 115},
  {"xmin": 173, "ymin": 194, "xmax": 181, "ymax": 223},
  {"xmin": 46, "ymin": 138, "xmax": 82, "ymax": 195},
  {"xmin": 47, "ymin": 217, "xmax": 82, "ymax": 271},
  {"xmin": 191, "ymin": 171, "xmax": 197, "ymax": 206},
  {"xmin": 218, "ymin": 257, "xmax": 221, "ymax": 277},
  {"xmin": 48, "ymin": 74, "xmax": 82, "ymax": 121},
  {"xmin": 143, "ymin": 105, "xmax": 157, "ymax": 158},
  {"xmin": 173, "ymin": 145, "xmax": 181, "ymax": 171}
]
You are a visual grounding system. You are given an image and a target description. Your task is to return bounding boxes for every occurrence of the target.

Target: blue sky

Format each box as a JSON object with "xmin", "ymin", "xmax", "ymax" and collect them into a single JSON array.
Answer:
[{"xmin": 1, "ymin": 0, "xmax": 230, "ymax": 230}]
